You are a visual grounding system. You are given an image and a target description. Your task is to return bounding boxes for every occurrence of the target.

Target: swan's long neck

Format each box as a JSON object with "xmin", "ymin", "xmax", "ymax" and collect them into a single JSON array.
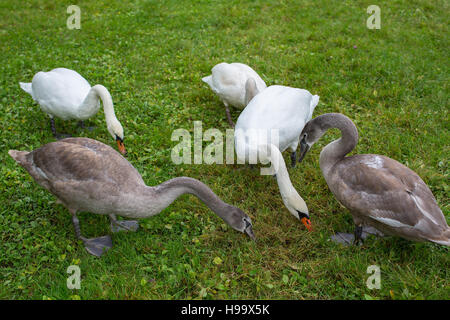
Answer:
[
  {"xmin": 265, "ymin": 145, "xmax": 296, "ymax": 199},
  {"xmin": 258, "ymin": 144, "xmax": 305, "ymax": 216},
  {"xmin": 136, "ymin": 177, "xmax": 232, "ymax": 220},
  {"xmin": 317, "ymin": 113, "xmax": 359, "ymax": 176},
  {"xmin": 79, "ymin": 85, "xmax": 118, "ymax": 127}
]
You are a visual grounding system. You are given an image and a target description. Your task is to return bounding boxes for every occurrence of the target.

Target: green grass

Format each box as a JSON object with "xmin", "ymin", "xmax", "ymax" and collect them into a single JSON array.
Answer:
[{"xmin": 0, "ymin": 0, "xmax": 449, "ymax": 300}]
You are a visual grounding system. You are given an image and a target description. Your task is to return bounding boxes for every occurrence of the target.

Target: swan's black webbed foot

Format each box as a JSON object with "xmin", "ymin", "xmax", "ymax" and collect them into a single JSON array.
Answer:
[
  {"xmin": 330, "ymin": 232, "xmax": 356, "ymax": 245},
  {"xmin": 362, "ymin": 226, "xmax": 384, "ymax": 237},
  {"xmin": 71, "ymin": 212, "xmax": 112, "ymax": 256},
  {"xmin": 82, "ymin": 236, "xmax": 113, "ymax": 257},
  {"xmin": 111, "ymin": 220, "xmax": 139, "ymax": 233},
  {"xmin": 109, "ymin": 214, "xmax": 139, "ymax": 233},
  {"xmin": 331, "ymin": 225, "xmax": 382, "ymax": 246}
]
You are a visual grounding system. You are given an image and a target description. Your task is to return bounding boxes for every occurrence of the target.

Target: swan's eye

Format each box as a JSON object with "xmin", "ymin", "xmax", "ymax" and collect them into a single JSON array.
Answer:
[{"xmin": 300, "ymin": 134, "xmax": 307, "ymax": 144}]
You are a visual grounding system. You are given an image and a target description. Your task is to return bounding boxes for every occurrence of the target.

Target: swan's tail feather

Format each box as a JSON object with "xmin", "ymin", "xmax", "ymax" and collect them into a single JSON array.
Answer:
[
  {"xmin": 8, "ymin": 150, "xmax": 30, "ymax": 166},
  {"xmin": 202, "ymin": 75, "xmax": 212, "ymax": 85},
  {"xmin": 19, "ymin": 82, "xmax": 32, "ymax": 94},
  {"xmin": 310, "ymin": 95, "xmax": 319, "ymax": 111},
  {"xmin": 308, "ymin": 95, "xmax": 319, "ymax": 121},
  {"xmin": 19, "ymin": 82, "xmax": 34, "ymax": 99},
  {"xmin": 430, "ymin": 228, "xmax": 450, "ymax": 246}
]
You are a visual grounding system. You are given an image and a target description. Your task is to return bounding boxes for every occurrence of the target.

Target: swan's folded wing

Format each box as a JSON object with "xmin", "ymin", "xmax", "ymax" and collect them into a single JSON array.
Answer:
[
  {"xmin": 31, "ymin": 138, "xmax": 145, "ymax": 187},
  {"xmin": 334, "ymin": 155, "xmax": 446, "ymax": 233},
  {"xmin": 31, "ymin": 69, "xmax": 91, "ymax": 113}
]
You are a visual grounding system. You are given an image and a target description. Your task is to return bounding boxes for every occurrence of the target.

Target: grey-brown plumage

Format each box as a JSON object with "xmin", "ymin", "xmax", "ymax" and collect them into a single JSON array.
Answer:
[
  {"xmin": 298, "ymin": 113, "xmax": 449, "ymax": 246},
  {"xmin": 9, "ymin": 138, "xmax": 255, "ymax": 256}
]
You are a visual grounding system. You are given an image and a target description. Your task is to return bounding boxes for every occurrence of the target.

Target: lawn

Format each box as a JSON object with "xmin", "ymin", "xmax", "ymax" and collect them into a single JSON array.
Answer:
[{"xmin": 0, "ymin": 0, "xmax": 448, "ymax": 300}]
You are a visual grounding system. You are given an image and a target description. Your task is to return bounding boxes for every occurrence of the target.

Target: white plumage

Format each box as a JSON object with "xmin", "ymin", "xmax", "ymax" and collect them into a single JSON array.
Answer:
[
  {"xmin": 234, "ymin": 85, "xmax": 319, "ymax": 228},
  {"xmin": 202, "ymin": 62, "xmax": 267, "ymax": 108},
  {"xmin": 21, "ymin": 68, "xmax": 95, "ymax": 120},
  {"xmin": 202, "ymin": 62, "xmax": 267, "ymax": 126},
  {"xmin": 19, "ymin": 68, "xmax": 126, "ymax": 154},
  {"xmin": 236, "ymin": 85, "xmax": 319, "ymax": 156}
]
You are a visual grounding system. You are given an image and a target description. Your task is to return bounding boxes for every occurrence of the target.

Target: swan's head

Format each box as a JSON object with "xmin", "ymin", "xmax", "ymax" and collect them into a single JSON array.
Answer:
[
  {"xmin": 223, "ymin": 205, "xmax": 256, "ymax": 240},
  {"xmin": 298, "ymin": 117, "xmax": 328, "ymax": 163},
  {"xmin": 282, "ymin": 192, "xmax": 312, "ymax": 231},
  {"xmin": 107, "ymin": 119, "xmax": 126, "ymax": 155}
]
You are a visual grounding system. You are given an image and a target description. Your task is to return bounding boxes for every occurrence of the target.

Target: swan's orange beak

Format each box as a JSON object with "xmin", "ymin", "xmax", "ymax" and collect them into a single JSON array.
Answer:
[
  {"xmin": 116, "ymin": 138, "xmax": 127, "ymax": 155},
  {"xmin": 301, "ymin": 217, "xmax": 312, "ymax": 232}
]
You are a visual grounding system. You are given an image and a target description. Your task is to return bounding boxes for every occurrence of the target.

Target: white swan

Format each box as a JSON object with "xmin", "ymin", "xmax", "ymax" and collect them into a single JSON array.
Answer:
[
  {"xmin": 19, "ymin": 68, "xmax": 126, "ymax": 154},
  {"xmin": 202, "ymin": 62, "xmax": 267, "ymax": 126},
  {"xmin": 234, "ymin": 85, "xmax": 319, "ymax": 230},
  {"xmin": 236, "ymin": 85, "xmax": 319, "ymax": 167}
]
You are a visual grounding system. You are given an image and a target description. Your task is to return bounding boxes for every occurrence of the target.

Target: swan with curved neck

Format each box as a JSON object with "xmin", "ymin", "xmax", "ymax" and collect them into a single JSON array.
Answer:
[
  {"xmin": 243, "ymin": 142, "xmax": 311, "ymax": 230},
  {"xmin": 234, "ymin": 85, "xmax": 319, "ymax": 230},
  {"xmin": 299, "ymin": 113, "xmax": 450, "ymax": 246},
  {"xmin": 9, "ymin": 138, "xmax": 255, "ymax": 256},
  {"xmin": 19, "ymin": 68, "xmax": 126, "ymax": 154}
]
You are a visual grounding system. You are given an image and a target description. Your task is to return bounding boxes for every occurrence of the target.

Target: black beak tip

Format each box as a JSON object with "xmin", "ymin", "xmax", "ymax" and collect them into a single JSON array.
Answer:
[
  {"xmin": 245, "ymin": 227, "xmax": 256, "ymax": 241},
  {"xmin": 298, "ymin": 145, "xmax": 310, "ymax": 163}
]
